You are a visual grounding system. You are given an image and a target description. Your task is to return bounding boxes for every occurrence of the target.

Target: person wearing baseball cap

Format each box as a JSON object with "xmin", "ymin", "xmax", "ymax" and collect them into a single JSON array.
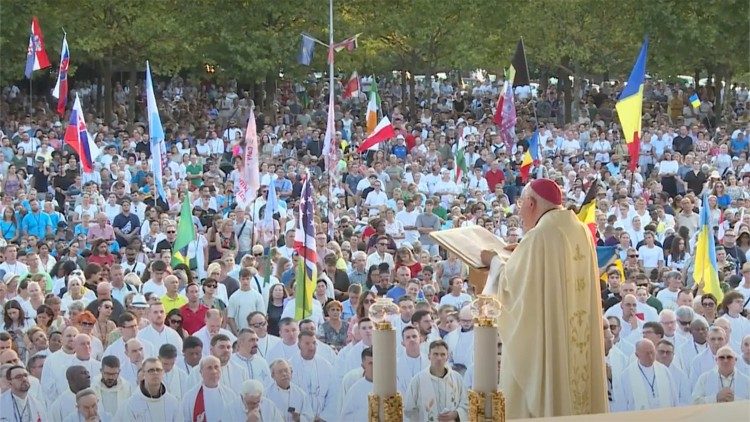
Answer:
[{"xmin": 479, "ymin": 178, "xmax": 607, "ymax": 418}]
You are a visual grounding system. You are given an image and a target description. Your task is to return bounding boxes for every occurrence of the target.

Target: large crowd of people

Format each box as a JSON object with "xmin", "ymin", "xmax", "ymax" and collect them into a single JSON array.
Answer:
[{"xmin": 0, "ymin": 71, "xmax": 749, "ymax": 421}]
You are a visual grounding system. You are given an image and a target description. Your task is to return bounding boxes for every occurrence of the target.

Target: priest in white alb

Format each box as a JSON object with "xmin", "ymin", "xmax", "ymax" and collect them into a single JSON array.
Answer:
[
  {"xmin": 689, "ymin": 326, "xmax": 727, "ymax": 387},
  {"xmin": 289, "ymin": 331, "xmax": 337, "ymax": 421},
  {"xmin": 396, "ymin": 325, "xmax": 429, "ymax": 395},
  {"xmin": 159, "ymin": 344, "xmax": 190, "ymax": 400},
  {"xmin": 618, "ymin": 339, "xmax": 678, "ymax": 411},
  {"xmin": 340, "ymin": 347, "xmax": 374, "ymax": 421},
  {"xmin": 231, "ymin": 328, "xmax": 273, "ymax": 386},
  {"xmin": 41, "ymin": 326, "xmax": 78, "ymax": 398},
  {"xmin": 444, "ymin": 305, "xmax": 475, "ymax": 369},
  {"xmin": 91, "ymin": 355, "xmax": 132, "ymax": 420},
  {"xmin": 182, "ymin": 355, "xmax": 244, "ymax": 422},
  {"xmin": 692, "ymin": 345, "xmax": 750, "ymax": 403},
  {"xmin": 404, "ymin": 340, "xmax": 468, "ymax": 422},
  {"xmin": 481, "ymin": 178, "xmax": 608, "ymax": 418},
  {"xmin": 187, "ymin": 334, "xmax": 248, "ymax": 391},
  {"xmin": 239, "ymin": 379, "xmax": 285, "ymax": 422},
  {"xmin": 654, "ymin": 339, "xmax": 691, "ymax": 406},
  {"xmin": 0, "ymin": 365, "xmax": 47, "ymax": 422},
  {"xmin": 265, "ymin": 359, "xmax": 314, "ymax": 422}
]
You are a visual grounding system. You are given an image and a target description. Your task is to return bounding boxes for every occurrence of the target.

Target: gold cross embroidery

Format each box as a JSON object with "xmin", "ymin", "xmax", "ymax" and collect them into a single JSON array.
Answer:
[{"xmin": 573, "ymin": 245, "xmax": 585, "ymax": 262}]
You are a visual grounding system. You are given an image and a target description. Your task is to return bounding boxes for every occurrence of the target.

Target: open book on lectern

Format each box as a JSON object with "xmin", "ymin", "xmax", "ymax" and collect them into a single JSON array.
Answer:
[{"xmin": 429, "ymin": 226, "xmax": 512, "ymax": 269}]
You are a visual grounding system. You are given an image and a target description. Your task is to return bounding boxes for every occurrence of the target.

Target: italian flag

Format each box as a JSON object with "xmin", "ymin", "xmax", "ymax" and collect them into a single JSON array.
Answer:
[{"xmin": 455, "ymin": 147, "xmax": 468, "ymax": 183}]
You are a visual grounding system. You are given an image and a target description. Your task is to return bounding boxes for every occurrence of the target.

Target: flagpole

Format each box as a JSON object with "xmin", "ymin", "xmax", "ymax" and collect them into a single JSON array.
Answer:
[
  {"xmin": 29, "ymin": 78, "xmax": 33, "ymax": 114},
  {"xmin": 327, "ymin": 0, "xmax": 336, "ymax": 241}
]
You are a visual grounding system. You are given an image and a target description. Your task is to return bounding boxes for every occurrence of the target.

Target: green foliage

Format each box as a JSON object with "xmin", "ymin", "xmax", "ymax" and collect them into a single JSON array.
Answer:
[{"xmin": 0, "ymin": 0, "xmax": 746, "ymax": 87}]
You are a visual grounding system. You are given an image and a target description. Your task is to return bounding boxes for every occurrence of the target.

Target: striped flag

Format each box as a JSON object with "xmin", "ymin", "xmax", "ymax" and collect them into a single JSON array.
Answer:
[
  {"xmin": 63, "ymin": 94, "xmax": 100, "ymax": 173},
  {"xmin": 293, "ymin": 175, "xmax": 318, "ymax": 320},
  {"xmin": 693, "ymin": 192, "xmax": 723, "ymax": 303},
  {"xmin": 615, "ymin": 38, "xmax": 648, "ymax": 172},
  {"xmin": 24, "ymin": 17, "xmax": 51, "ymax": 79},
  {"xmin": 51, "ymin": 35, "xmax": 69, "ymax": 116}
]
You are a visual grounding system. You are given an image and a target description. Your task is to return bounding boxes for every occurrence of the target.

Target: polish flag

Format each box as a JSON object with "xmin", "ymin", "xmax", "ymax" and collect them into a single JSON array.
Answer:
[{"xmin": 357, "ymin": 116, "xmax": 394, "ymax": 152}]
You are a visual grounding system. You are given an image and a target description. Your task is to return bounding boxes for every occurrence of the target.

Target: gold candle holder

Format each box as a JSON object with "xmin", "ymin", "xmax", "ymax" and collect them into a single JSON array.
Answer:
[
  {"xmin": 368, "ymin": 393, "xmax": 403, "ymax": 422},
  {"xmin": 468, "ymin": 390, "xmax": 506, "ymax": 422}
]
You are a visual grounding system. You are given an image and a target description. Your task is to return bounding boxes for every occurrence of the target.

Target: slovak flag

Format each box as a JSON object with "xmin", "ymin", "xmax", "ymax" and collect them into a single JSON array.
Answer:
[
  {"xmin": 24, "ymin": 16, "xmax": 51, "ymax": 79},
  {"xmin": 64, "ymin": 94, "xmax": 100, "ymax": 173},
  {"xmin": 52, "ymin": 35, "xmax": 70, "ymax": 116}
]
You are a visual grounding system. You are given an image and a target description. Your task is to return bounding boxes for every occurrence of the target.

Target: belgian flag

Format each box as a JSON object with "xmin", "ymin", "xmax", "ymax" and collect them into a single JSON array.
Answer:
[
  {"xmin": 576, "ymin": 182, "xmax": 599, "ymax": 243},
  {"xmin": 510, "ymin": 39, "xmax": 530, "ymax": 87}
]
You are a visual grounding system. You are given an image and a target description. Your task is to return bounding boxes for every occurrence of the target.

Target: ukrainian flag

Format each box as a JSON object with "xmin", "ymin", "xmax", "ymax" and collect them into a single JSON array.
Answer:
[
  {"xmin": 615, "ymin": 38, "xmax": 648, "ymax": 172},
  {"xmin": 689, "ymin": 93, "xmax": 701, "ymax": 109},
  {"xmin": 693, "ymin": 192, "xmax": 723, "ymax": 302}
]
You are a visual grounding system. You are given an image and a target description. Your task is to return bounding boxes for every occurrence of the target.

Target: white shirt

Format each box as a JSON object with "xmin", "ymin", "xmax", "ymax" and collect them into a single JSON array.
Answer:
[
  {"xmin": 364, "ymin": 190, "xmax": 388, "ymax": 216},
  {"xmin": 181, "ymin": 384, "xmax": 242, "ymax": 422},
  {"xmin": 138, "ymin": 324, "xmax": 184, "ymax": 352},
  {"xmin": 265, "ymin": 382, "xmax": 314, "ymax": 422},
  {"xmin": 256, "ymin": 334, "xmax": 281, "ymax": 360},
  {"xmin": 187, "ymin": 360, "xmax": 249, "ymax": 392},
  {"xmin": 193, "ymin": 327, "xmax": 237, "ymax": 356},
  {"xmin": 340, "ymin": 377, "xmax": 373, "ymax": 421},
  {"xmin": 289, "ymin": 355, "xmax": 337, "ymax": 421},
  {"xmin": 439, "ymin": 292, "xmax": 472, "ymax": 309},
  {"xmin": 692, "ymin": 368, "xmax": 750, "ymax": 403},
  {"xmin": 280, "ymin": 298, "xmax": 325, "ymax": 327},
  {"xmin": 638, "ymin": 244, "xmax": 664, "ymax": 268},
  {"xmin": 231, "ymin": 353, "xmax": 272, "ymax": 386},
  {"xmin": 656, "ymin": 289, "xmax": 680, "ymax": 310},
  {"xmin": 227, "ymin": 288, "xmax": 265, "ymax": 331},
  {"xmin": 141, "ymin": 280, "xmax": 167, "ymax": 297},
  {"xmin": 103, "ymin": 336, "xmax": 156, "ymax": 365},
  {"xmin": 396, "ymin": 352, "xmax": 429, "ymax": 394}
]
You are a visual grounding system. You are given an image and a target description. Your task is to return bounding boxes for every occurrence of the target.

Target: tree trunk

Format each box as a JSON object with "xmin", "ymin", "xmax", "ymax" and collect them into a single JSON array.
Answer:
[
  {"xmin": 104, "ymin": 56, "xmax": 113, "ymax": 124},
  {"xmin": 127, "ymin": 66, "xmax": 137, "ymax": 126},
  {"xmin": 571, "ymin": 63, "xmax": 582, "ymax": 123},
  {"xmin": 559, "ymin": 69, "xmax": 572, "ymax": 124},
  {"xmin": 693, "ymin": 68, "xmax": 700, "ymax": 88},
  {"xmin": 400, "ymin": 69, "xmax": 408, "ymax": 108},
  {"xmin": 425, "ymin": 67, "xmax": 434, "ymax": 104},
  {"xmin": 96, "ymin": 63, "xmax": 103, "ymax": 116},
  {"xmin": 253, "ymin": 80, "xmax": 263, "ymax": 111},
  {"xmin": 265, "ymin": 71, "xmax": 275, "ymax": 111},
  {"xmin": 408, "ymin": 67, "xmax": 417, "ymax": 123}
]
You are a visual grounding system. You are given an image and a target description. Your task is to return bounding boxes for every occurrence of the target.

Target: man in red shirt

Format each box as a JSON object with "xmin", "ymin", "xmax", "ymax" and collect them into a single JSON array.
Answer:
[
  {"xmin": 485, "ymin": 160, "xmax": 506, "ymax": 193},
  {"xmin": 180, "ymin": 282, "xmax": 209, "ymax": 335}
]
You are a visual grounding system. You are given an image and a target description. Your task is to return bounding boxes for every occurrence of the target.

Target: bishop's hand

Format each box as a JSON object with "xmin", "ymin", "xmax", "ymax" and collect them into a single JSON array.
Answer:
[
  {"xmin": 716, "ymin": 387, "xmax": 734, "ymax": 402},
  {"xmin": 480, "ymin": 250, "xmax": 498, "ymax": 267}
]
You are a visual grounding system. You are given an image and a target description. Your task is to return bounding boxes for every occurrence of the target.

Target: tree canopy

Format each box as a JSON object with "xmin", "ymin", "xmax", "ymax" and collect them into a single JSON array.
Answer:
[{"xmin": 2, "ymin": 0, "xmax": 746, "ymax": 95}]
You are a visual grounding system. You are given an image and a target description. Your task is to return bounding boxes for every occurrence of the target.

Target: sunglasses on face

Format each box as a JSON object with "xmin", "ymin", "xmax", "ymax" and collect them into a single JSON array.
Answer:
[
  {"xmin": 204, "ymin": 284, "xmax": 217, "ymax": 288},
  {"xmin": 169, "ymin": 319, "xmax": 182, "ymax": 324}
]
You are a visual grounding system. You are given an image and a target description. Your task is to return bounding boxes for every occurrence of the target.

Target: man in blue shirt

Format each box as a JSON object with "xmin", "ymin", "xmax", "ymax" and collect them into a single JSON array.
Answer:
[
  {"xmin": 386, "ymin": 266, "xmax": 412, "ymax": 301},
  {"xmin": 20, "ymin": 199, "xmax": 52, "ymax": 239},
  {"xmin": 391, "ymin": 135, "xmax": 408, "ymax": 160},
  {"xmin": 730, "ymin": 132, "xmax": 748, "ymax": 157}
]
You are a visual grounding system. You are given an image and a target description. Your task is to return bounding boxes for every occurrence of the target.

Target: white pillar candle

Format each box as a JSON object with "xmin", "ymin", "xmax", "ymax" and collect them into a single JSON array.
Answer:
[
  {"xmin": 373, "ymin": 327, "xmax": 397, "ymax": 397},
  {"xmin": 474, "ymin": 325, "xmax": 498, "ymax": 416}
]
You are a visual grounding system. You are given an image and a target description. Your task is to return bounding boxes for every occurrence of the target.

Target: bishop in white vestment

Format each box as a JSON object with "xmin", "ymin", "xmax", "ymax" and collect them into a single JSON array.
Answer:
[
  {"xmin": 181, "ymin": 356, "xmax": 243, "ymax": 422},
  {"xmin": 266, "ymin": 359, "xmax": 314, "ymax": 422}
]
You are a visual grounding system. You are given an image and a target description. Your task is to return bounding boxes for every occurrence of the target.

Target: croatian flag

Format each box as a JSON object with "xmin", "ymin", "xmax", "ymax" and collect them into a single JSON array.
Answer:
[
  {"xmin": 52, "ymin": 35, "xmax": 70, "ymax": 116},
  {"xmin": 63, "ymin": 94, "xmax": 100, "ymax": 173},
  {"xmin": 24, "ymin": 17, "xmax": 51, "ymax": 79}
]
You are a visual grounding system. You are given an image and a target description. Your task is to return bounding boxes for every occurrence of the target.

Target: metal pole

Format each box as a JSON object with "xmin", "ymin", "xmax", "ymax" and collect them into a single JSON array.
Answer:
[
  {"xmin": 327, "ymin": 0, "xmax": 336, "ymax": 241},
  {"xmin": 29, "ymin": 78, "xmax": 33, "ymax": 114}
]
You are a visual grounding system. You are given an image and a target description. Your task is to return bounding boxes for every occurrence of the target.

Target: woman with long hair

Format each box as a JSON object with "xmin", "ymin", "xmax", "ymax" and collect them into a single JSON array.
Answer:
[
  {"xmin": 92, "ymin": 298, "xmax": 117, "ymax": 347},
  {"xmin": 87, "ymin": 238, "xmax": 115, "ymax": 267},
  {"xmin": 364, "ymin": 265, "xmax": 381, "ymax": 290},
  {"xmin": 0, "ymin": 206, "xmax": 19, "ymax": 243},
  {"xmin": 666, "ymin": 236, "xmax": 690, "ymax": 271},
  {"xmin": 34, "ymin": 304, "xmax": 55, "ymax": 333},
  {"xmin": 266, "ymin": 283, "xmax": 288, "ymax": 337},
  {"xmin": 165, "ymin": 308, "xmax": 188, "ymax": 339},
  {"xmin": 394, "ymin": 246, "xmax": 422, "ymax": 279},
  {"xmin": 3, "ymin": 300, "xmax": 35, "ymax": 360},
  {"xmin": 2, "ymin": 164, "xmax": 23, "ymax": 198}
]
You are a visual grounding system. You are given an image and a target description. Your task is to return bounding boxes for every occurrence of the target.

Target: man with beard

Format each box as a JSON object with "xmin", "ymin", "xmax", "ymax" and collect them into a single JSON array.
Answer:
[
  {"xmin": 91, "ymin": 355, "xmax": 131, "ymax": 419},
  {"xmin": 0, "ymin": 365, "xmax": 46, "ymax": 421},
  {"xmin": 231, "ymin": 328, "xmax": 272, "ymax": 386}
]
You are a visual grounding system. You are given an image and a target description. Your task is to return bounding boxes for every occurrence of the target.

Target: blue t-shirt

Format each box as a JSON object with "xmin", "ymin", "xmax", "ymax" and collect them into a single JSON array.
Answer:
[
  {"xmin": 730, "ymin": 137, "xmax": 748, "ymax": 154},
  {"xmin": 0, "ymin": 221, "xmax": 17, "ymax": 240},
  {"xmin": 21, "ymin": 212, "xmax": 52, "ymax": 238}
]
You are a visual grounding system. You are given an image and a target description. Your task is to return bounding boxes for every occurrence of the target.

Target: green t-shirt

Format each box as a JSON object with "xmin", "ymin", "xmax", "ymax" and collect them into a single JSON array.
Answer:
[{"xmin": 186, "ymin": 164, "xmax": 204, "ymax": 187}]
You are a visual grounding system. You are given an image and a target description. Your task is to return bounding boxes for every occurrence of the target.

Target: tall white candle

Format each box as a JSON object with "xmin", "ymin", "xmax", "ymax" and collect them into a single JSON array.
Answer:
[
  {"xmin": 373, "ymin": 327, "xmax": 397, "ymax": 397},
  {"xmin": 474, "ymin": 325, "xmax": 498, "ymax": 416}
]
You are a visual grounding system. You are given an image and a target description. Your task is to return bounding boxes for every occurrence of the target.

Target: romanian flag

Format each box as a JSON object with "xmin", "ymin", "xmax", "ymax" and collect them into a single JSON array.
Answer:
[
  {"xmin": 519, "ymin": 130, "xmax": 539, "ymax": 182},
  {"xmin": 689, "ymin": 93, "xmax": 701, "ymax": 109},
  {"xmin": 693, "ymin": 192, "xmax": 723, "ymax": 303},
  {"xmin": 576, "ymin": 182, "xmax": 599, "ymax": 243},
  {"xmin": 172, "ymin": 194, "xmax": 196, "ymax": 267},
  {"xmin": 615, "ymin": 38, "xmax": 648, "ymax": 172}
]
